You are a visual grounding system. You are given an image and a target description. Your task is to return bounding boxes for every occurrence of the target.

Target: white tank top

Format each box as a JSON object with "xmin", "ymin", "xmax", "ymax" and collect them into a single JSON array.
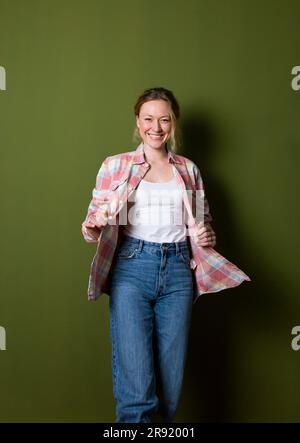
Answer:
[{"xmin": 122, "ymin": 165, "xmax": 187, "ymax": 243}]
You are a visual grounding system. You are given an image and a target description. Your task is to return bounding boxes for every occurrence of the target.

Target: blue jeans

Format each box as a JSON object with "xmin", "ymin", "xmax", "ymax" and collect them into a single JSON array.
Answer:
[{"xmin": 108, "ymin": 234, "xmax": 194, "ymax": 423}]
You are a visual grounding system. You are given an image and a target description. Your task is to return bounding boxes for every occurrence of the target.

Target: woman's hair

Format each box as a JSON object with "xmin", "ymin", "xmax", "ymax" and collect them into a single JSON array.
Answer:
[{"xmin": 132, "ymin": 87, "xmax": 182, "ymax": 153}]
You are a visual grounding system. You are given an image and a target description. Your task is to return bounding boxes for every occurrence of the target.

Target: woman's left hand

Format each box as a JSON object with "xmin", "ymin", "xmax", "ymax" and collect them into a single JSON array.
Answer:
[{"xmin": 193, "ymin": 222, "xmax": 217, "ymax": 248}]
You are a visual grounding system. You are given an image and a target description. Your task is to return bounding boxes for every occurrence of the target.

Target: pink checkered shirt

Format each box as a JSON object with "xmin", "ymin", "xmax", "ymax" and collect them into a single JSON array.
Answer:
[{"xmin": 81, "ymin": 142, "xmax": 251, "ymax": 304}]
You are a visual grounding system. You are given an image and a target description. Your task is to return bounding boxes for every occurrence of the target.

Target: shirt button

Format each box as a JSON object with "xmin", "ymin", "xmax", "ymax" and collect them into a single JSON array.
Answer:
[
  {"xmin": 108, "ymin": 215, "xmax": 113, "ymax": 220},
  {"xmin": 119, "ymin": 200, "xmax": 123, "ymax": 204}
]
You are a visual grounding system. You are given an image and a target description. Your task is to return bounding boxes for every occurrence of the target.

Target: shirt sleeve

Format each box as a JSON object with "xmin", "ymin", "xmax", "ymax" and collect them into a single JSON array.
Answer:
[
  {"xmin": 81, "ymin": 156, "xmax": 112, "ymax": 243},
  {"xmin": 193, "ymin": 163, "xmax": 213, "ymax": 225}
]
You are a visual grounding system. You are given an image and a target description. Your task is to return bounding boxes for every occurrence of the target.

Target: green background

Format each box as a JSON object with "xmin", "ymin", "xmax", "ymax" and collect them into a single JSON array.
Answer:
[{"xmin": 1, "ymin": 0, "xmax": 300, "ymax": 422}]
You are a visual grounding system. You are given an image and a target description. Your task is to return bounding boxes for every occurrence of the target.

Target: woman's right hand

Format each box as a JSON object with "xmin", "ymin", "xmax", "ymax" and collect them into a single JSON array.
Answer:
[{"xmin": 82, "ymin": 207, "xmax": 109, "ymax": 240}]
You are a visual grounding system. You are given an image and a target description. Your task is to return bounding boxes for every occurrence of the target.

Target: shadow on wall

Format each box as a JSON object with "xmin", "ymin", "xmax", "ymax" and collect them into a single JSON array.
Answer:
[{"xmin": 175, "ymin": 108, "xmax": 292, "ymax": 422}]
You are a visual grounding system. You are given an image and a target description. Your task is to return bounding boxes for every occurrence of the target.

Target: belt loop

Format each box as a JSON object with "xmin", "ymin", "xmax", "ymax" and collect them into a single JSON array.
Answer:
[
  {"xmin": 138, "ymin": 239, "xmax": 143, "ymax": 253},
  {"xmin": 175, "ymin": 242, "xmax": 179, "ymax": 255}
]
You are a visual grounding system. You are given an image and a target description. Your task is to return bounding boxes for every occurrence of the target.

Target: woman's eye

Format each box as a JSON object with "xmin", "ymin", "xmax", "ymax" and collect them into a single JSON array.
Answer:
[{"xmin": 144, "ymin": 118, "xmax": 170, "ymax": 122}]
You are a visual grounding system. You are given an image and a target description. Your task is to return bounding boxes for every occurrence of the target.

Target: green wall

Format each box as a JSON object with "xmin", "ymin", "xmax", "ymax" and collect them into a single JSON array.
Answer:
[{"xmin": 1, "ymin": 0, "xmax": 300, "ymax": 422}]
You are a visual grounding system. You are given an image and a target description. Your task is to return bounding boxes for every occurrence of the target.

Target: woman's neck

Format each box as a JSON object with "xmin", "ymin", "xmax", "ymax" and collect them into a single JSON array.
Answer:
[{"xmin": 143, "ymin": 142, "xmax": 168, "ymax": 164}]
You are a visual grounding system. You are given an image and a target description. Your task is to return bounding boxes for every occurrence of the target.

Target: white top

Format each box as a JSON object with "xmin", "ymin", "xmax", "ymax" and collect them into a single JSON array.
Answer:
[{"xmin": 122, "ymin": 165, "xmax": 187, "ymax": 243}]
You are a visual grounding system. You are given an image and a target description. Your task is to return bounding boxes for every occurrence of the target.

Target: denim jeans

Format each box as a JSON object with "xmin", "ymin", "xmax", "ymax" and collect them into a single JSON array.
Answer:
[{"xmin": 108, "ymin": 234, "xmax": 194, "ymax": 423}]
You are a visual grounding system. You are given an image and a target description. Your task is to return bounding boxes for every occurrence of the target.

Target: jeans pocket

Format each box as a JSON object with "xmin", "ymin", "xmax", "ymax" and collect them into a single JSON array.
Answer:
[
  {"xmin": 178, "ymin": 251, "xmax": 191, "ymax": 268},
  {"xmin": 117, "ymin": 244, "xmax": 139, "ymax": 259}
]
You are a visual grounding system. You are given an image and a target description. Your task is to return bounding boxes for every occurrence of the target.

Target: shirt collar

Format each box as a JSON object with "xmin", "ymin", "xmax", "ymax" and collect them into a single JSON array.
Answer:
[{"xmin": 132, "ymin": 142, "xmax": 183, "ymax": 164}]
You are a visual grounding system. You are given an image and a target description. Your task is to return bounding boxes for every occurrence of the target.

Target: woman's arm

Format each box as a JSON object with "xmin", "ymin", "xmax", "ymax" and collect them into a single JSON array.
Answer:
[
  {"xmin": 193, "ymin": 164, "xmax": 212, "ymax": 224},
  {"xmin": 81, "ymin": 157, "xmax": 112, "ymax": 243},
  {"xmin": 193, "ymin": 164, "xmax": 216, "ymax": 248}
]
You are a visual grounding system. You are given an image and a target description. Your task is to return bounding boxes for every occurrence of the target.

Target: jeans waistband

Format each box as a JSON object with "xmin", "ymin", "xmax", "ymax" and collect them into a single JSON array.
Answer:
[{"xmin": 121, "ymin": 233, "xmax": 189, "ymax": 255}]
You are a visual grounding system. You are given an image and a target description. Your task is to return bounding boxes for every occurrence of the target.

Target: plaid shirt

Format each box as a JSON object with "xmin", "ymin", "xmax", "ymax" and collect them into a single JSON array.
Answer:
[{"xmin": 82, "ymin": 142, "xmax": 251, "ymax": 304}]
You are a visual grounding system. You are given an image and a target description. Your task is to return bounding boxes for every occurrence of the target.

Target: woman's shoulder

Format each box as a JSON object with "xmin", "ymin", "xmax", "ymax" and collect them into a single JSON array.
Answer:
[
  {"xmin": 102, "ymin": 149, "xmax": 136, "ymax": 164},
  {"xmin": 173, "ymin": 152, "xmax": 195, "ymax": 165},
  {"xmin": 173, "ymin": 152, "xmax": 200, "ymax": 174},
  {"xmin": 101, "ymin": 149, "xmax": 200, "ymax": 177}
]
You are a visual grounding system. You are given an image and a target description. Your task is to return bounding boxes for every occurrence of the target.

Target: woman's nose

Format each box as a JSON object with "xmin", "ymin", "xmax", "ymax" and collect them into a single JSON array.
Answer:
[{"xmin": 152, "ymin": 120, "xmax": 162, "ymax": 132}]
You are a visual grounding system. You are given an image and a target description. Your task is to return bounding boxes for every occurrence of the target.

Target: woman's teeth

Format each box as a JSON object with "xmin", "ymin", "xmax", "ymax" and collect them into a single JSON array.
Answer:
[{"xmin": 148, "ymin": 134, "xmax": 163, "ymax": 138}]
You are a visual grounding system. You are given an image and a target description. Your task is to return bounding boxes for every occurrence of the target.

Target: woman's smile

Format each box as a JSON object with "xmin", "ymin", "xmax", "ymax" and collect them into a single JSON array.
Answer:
[{"xmin": 148, "ymin": 133, "xmax": 164, "ymax": 139}]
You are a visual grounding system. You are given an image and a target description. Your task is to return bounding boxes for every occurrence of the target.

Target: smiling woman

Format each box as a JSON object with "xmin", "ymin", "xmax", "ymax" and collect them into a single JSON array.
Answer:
[
  {"xmin": 133, "ymin": 87, "xmax": 180, "ymax": 154},
  {"xmin": 138, "ymin": 103, "xmax": 172, "ymax": 144},
  {"xmin": 81, "ymin": 86, "xmax": 251, "ymax": 423}
]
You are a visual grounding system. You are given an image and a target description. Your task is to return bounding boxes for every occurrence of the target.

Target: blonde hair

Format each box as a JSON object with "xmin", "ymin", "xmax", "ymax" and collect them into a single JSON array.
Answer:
[{"xmin": 132, "ymin": 87, "xmax": 182, "ymax": 153}]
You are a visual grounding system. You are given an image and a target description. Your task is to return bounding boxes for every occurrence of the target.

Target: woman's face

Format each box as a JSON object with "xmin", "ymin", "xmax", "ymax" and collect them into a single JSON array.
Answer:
[{"xmin": 136, "ymin": 99, "xmax": 173, "ymax": 150}]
